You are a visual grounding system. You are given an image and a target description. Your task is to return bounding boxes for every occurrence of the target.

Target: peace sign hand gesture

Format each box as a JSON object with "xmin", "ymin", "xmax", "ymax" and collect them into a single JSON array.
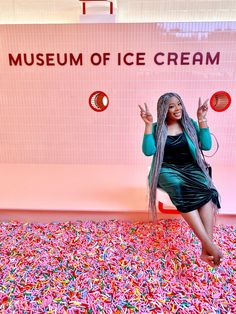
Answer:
[
  {"xmin": 138, "ymin": 103, "xmax": 153, "ymax": 125},
  {"xmin": 197, "ymin": 97, "xmax": 208, "ymax": 120}
]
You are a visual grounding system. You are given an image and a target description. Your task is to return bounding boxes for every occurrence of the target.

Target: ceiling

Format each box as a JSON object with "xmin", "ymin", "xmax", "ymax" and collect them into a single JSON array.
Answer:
[{"xmin": 0, "ymin": 0, "xmax": 236, "ymax": 24}]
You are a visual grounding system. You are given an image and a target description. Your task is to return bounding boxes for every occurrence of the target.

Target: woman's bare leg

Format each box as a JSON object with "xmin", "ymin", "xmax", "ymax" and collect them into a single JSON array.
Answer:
[
  {"xmin": 198, "ymin": 202, "xmax": 215, "ymax": 239},
  {"xmin": 180, "ymin": 209, "xmax": 222, "ymax": 266},
  {"xmin": 198, "ymin": 201, "xmax": 222, "ymax": 265}
]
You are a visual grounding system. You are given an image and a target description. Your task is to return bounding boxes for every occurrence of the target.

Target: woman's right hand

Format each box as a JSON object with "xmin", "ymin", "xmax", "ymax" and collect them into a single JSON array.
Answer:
[{"xmin": 138, "ymin": 103, "xmax": 153, "ymax": 125}]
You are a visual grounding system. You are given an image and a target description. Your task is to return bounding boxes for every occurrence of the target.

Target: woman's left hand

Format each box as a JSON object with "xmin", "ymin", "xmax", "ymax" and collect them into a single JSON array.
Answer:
[{"xmin": 197, "ymin": 97, "xmax": 208, "ymax": 120}]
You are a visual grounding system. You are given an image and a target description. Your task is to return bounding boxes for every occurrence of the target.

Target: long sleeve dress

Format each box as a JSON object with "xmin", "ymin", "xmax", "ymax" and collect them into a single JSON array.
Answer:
[{"xmin": 142, "ymin": 119, "xmax": 220, "ymax": 213}]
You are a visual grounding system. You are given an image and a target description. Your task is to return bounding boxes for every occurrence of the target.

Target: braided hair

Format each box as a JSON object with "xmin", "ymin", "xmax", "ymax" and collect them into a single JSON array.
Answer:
[{"xmin": 149, "ymin": 92, "xmax": 218, "ymax": 221}]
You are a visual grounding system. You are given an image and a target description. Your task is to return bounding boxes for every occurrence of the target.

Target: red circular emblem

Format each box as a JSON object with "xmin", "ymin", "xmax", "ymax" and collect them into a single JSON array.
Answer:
[
  {"xmin": 210, "ymin": 91, "xmax": 231, "ymax": 112},
  {"xmin": 89, "ymin": 91, "xmax": 109, "ymax": 112}
]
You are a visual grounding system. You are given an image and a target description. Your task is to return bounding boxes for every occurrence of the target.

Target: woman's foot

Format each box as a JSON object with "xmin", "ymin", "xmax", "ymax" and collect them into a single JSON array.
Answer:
[
  {"xmin": 200, "ymin": 250, "xmax": 215, "ymax": 267},
  {"xmin": 201, "ymin": 245, "xmax": 223, "ymax": 267},
  {"xmin": 211, "ymin": 244, "xmax": 223, "ymax": 266}
]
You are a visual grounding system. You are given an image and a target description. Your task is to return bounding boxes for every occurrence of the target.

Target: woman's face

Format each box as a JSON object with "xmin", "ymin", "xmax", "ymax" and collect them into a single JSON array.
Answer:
[{"xmin": 166, "ymin": 96, "xmax": 182, "ymax": 122}]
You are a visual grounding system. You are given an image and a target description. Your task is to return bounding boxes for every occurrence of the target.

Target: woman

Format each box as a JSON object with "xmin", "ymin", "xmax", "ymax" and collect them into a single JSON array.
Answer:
[{"xmin": 139, "ymin": 92, "xmax": 223, "ymax": 267}]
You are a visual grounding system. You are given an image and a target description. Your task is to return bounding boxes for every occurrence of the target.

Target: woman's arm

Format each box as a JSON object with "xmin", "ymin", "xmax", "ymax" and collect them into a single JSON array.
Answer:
[
  {"xmin": 139, "ymin": 103, "xmax": 156, "ymax": 156},
  {"xmin": 195, "ymin": 97, "xmax": 212, "ymax": 150},
  {"xmin": 142, "ymin": 123, "xmax": 157, "ymax": 156},
  {"xmin": 192, "ymin": 119, "xmax": 212, "ymax": 151}
]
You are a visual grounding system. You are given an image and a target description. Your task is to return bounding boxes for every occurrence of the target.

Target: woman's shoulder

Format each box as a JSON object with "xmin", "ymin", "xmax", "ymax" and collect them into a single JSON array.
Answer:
[{"xmin": 152, "ymin": 119, "xmax": 197, "ymax": 133}]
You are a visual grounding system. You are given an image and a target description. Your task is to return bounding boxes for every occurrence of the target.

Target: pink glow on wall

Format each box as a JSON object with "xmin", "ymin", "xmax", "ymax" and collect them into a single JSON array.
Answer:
[{"xmin": 0, "ymin": 22, "xmax": 235, "ymax": 217}]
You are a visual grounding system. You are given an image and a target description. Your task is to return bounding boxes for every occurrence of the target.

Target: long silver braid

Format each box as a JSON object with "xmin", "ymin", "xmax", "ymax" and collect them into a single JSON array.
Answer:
[{"xmin": 149, "ymin": 92, "xmax": 218, "ymax": 222}]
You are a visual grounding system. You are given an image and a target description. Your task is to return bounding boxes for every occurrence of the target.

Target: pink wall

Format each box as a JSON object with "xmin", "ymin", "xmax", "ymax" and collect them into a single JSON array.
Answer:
[{"xmin": 0, "ymin": 22, "xmax": 235, "ymax": 218}]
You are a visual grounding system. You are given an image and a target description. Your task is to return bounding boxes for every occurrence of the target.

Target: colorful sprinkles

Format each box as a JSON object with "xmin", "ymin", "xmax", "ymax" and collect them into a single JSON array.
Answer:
[{"xmin": 0, "ymin": 219, "xmax": 235, "ymax": 313}]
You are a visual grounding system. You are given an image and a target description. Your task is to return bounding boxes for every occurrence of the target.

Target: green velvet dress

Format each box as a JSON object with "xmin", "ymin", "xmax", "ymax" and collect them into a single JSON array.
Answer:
[{"xmin": 158, "ymin": 132, "xmax": 220, "ymax": 213}]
